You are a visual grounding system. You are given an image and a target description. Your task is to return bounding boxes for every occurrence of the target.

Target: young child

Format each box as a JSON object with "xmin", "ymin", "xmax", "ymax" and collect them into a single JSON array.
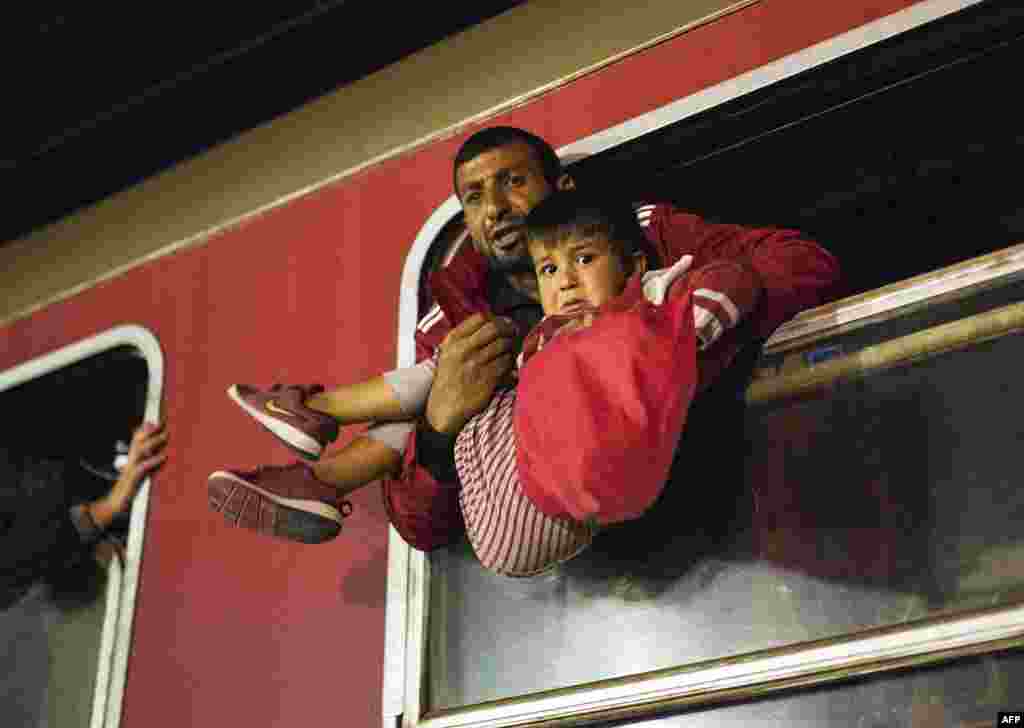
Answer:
[
  {"xmin": 209, "ymin": 193, "xmax": 710, "ymax": 569},
  {"xmin": 454, "ymin": 192, "xmax": 700, "ymax": 576}
]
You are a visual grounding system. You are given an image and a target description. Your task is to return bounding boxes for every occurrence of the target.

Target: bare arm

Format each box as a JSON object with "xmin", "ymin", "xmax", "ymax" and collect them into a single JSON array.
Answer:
[
  {"xmin": 306, "ymin": 376, "xmax": 407, "ymax": 424},
  {"xmin": 86, "ymin": 421, "xmax": 168, "ymax": 530}
]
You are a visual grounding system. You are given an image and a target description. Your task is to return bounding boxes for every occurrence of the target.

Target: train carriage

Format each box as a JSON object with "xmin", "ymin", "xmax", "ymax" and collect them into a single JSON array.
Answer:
[{"xmin": 3, "ymin": 1, "xmax": 1022, "ymax": 726}]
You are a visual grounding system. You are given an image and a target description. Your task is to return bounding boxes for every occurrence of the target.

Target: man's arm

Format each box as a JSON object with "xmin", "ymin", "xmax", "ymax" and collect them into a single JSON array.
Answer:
[
  {"xmin": 0, "ymin": 424, "xmax": 167, "ymax": 605},
  {"xmin": 414, "ymin": 420, "xmax": 459, "ymax": 483},
  {"xmin": 84, "ymin": 421, "xmax": 168, "ymax": 530},
  {"xmin": 424, "ymin": 314, "xmax": 517, "ymax": 435},
  {"xmin": 381, "ymin": 312, "xmax": 517, "ymax": 552},
  {"xmin": 644, "ymin": 205, "xmax": 842, "ymax": 341}
]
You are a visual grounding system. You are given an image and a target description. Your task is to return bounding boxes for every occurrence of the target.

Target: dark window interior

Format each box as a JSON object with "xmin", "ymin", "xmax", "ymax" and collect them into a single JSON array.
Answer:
[
  {"xmin": 1, "ymin": 345, "xmax": 149, "ymax": 538},
  {"xmin": 566, "ymin": 1, "xmax": 1024, "ymax": 297}
]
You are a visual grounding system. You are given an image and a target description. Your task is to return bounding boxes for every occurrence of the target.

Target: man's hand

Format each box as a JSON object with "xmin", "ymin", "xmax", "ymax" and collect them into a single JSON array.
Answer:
[
  {"xmin": 426, "ymin": 314, "xmax": 517, "ymax": 435},
  {"xmin": 88, "ymin": 421, "xmax": 169, "ymax": 529}
]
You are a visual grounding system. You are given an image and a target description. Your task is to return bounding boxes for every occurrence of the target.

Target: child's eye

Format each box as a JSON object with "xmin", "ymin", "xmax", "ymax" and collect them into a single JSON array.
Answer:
[
  {"xmin": 507, "ymin": 175, "xmax": 525, "ymax": 187},
  {"xmin": 538, "ymin": 263, "xmax": 556, "ymax": 277},
  {"xmin": 576, "ymin": 253, "xmax": 595, "ymax": 265}
]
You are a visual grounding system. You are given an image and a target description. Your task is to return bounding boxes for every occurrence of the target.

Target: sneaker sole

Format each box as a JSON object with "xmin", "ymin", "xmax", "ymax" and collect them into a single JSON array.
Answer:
[
  {"xmin": 208, "ymin": 471, "xmax": 344, "ymax": 524},
  {"xmin": 208, "ymin": 479, "xmax": 341, "ymax": 544},
  {"xmin": 227, "ymin": 385, "xmax": 323, "ymax": 460}
]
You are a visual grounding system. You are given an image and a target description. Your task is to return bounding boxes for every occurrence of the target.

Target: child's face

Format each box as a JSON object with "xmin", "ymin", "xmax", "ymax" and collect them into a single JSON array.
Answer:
[{"xmin": 529, "ymin": 232, "xmax": 641, "ymax": 316}]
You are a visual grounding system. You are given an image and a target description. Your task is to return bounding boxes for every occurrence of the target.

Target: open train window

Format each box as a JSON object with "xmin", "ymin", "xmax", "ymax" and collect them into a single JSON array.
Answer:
[
  {"xmin": 384, "ymin": 3, "xmax": 1024, "ymax": 726},
  {"xmin": 565, "ymin": 1, "xmax": 1024, "ymax": 297},
  {"xmin": 0, "ymin": 325, "xmax": 163, "ymax": 728}
]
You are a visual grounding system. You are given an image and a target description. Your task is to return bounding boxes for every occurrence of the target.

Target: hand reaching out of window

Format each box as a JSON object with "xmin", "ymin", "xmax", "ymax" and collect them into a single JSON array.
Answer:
[{"xmin": 87, "ymin": 421, "xmax": 168, "ymax": 530}]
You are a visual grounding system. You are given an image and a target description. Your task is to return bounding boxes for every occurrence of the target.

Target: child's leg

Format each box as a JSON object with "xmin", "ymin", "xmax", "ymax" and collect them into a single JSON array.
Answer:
[
  {"xmin": 305, "ymin": 376, "xmax": 405, "ymax": 424},
  {"xmin": 306, "ymin": 360, "xmax": 434, "ymax": 424},
  {"xmin": 311, "ymin": 435, "xmax": 402, "ymax": 497}
]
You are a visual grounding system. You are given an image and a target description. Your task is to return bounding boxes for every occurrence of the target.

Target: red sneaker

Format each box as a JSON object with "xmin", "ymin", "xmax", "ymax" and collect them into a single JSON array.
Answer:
[
  {"xmin": 227, "ymin": 384, "xmax": 339, "ymax": 460},
  {"xmin": 208, "ymin": 462, "xmax": 352, "ymax": 544}
]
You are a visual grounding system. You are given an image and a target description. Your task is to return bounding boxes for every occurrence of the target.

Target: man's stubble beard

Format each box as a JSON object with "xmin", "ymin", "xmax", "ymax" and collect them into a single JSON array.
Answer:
[
  {"xmin": 487, "ymin": 252, "xmax": 534, "ymax": 276},
  {"xmin": 487, "ymin": 252, "xmax": 540, "ymax": 300}
]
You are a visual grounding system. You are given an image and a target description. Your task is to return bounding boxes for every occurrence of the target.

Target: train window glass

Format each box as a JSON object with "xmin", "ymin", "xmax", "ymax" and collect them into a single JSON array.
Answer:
[
  {"xmin": 423, "ymin": 244, "xmax": 1024, "ymax": 712},
  {"xmin": 0, "ymin": 326, "xmax": 163, "ymax": 728},
  {"xmin": 389, "ymin": 3, "xmax": 1024, "ymax": 726},
  {"xmin": 417, "ymin": 239, "xmax": 1024, "ymax": 727}
]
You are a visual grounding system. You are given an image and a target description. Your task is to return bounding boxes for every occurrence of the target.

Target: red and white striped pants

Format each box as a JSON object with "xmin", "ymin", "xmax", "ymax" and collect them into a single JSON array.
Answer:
[{"xmin": 454, "ymin": 387, "xmax": 593, "ymax": 577}]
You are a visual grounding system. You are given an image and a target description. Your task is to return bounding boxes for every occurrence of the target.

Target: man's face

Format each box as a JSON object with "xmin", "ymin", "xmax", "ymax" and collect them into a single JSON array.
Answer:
[
  {"xmin": 529, "ymin": 233, "xmax": 640, "ymax": 316},
  {"xmin": 455, "ymin": 142, "xmax": 570, "ymax": 274}
]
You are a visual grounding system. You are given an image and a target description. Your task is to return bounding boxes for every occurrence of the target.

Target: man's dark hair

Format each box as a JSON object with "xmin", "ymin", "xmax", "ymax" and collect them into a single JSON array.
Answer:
[
  {"xmin": 523, "ymin": 190, "xmax": 655, "ymax": 268},
  {"xmin": 453, "ymin": 126, "xmax": 563, "ymax": 196}
]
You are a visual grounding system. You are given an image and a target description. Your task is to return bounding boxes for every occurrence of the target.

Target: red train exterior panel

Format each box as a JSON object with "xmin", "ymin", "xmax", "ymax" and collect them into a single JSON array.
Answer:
[{"xmin": 0, "ymin": 1, "xmax": 924, "ymax": 725}]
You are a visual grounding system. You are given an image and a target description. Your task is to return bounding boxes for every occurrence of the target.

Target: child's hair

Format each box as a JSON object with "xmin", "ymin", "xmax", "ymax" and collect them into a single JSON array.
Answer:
[{"xmin": 524, "ymin": 190, "xmax": 654, "ymax": 271}]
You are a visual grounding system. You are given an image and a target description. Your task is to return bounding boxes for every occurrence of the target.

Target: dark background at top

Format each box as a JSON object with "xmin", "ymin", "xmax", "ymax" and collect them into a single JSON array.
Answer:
[
  {"xmin": 8, "ymin": 3, "xmax": 1024, "ymax": 301},
  {"xmin": 4, "ymin": 2, "xmax": 526, "ymax": 243}
]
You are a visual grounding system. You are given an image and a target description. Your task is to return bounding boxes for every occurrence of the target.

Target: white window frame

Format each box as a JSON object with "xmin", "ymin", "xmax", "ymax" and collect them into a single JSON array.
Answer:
[
  {"xmin": 0, "ymin": 324, "xmax": 164, "ymax": 728},
  {"xmin": 382, "ymin": 1, "xmax": 999, "ymax": 725}
]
